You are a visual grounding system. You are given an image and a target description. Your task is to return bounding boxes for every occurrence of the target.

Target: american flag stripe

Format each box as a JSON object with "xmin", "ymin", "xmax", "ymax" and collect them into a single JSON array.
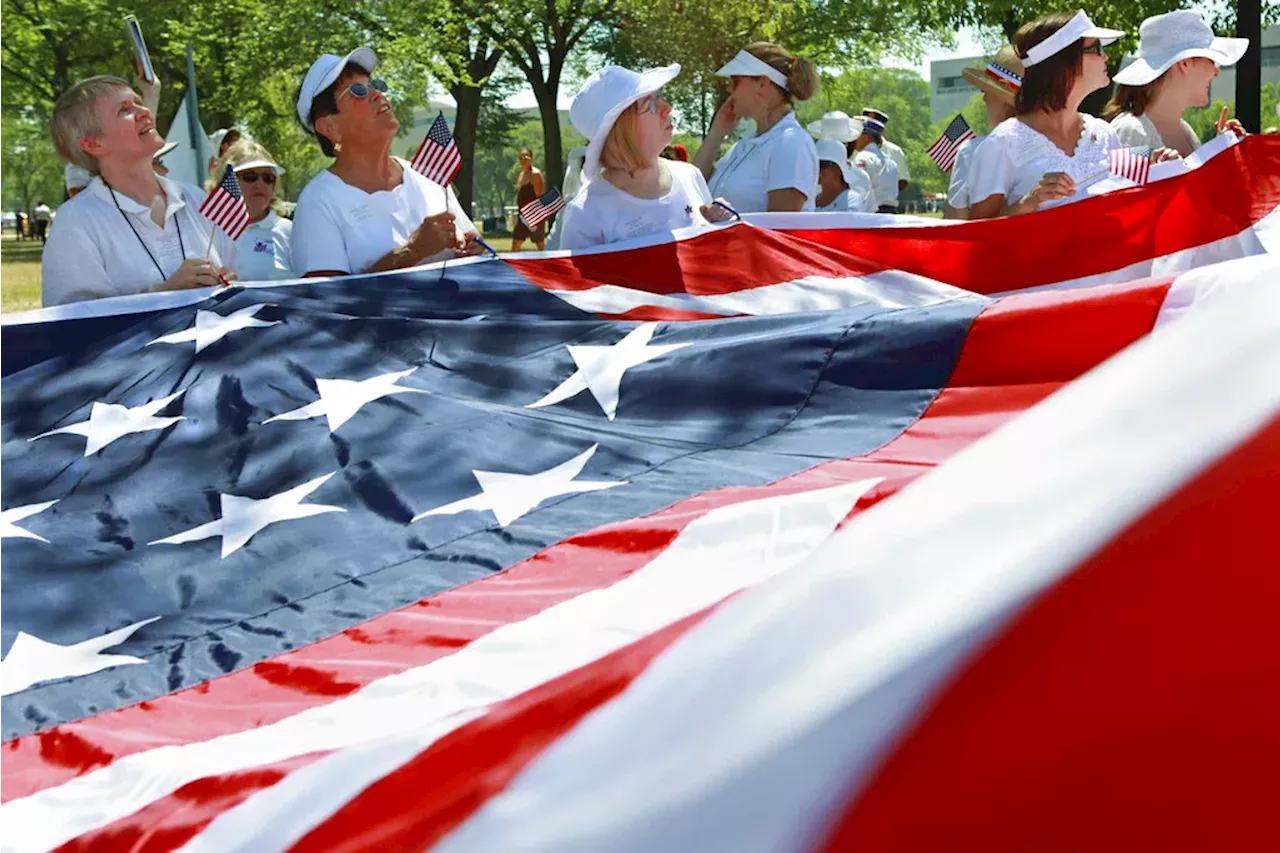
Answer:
[
  {"xmin": 197, "ymin": 165, "xmax": 250, "ymax": 240},
  {"xmin": 519, "ymin": 189, "xmax": 566, "ymax": 229},
  {"xmin": 1110, "ymin": 146, "xmax": 1152, "ymax": 185},
  {"xmin": 926, "ymin": 115, "xmax": 976, "ymax": 173},
  {"xmin": 409, "ymin": 112, "xmax": 462, "ymax": 186},
  {"xmin": 984, "ymin": 61, "xmax": 1023, "ymax": 89}
]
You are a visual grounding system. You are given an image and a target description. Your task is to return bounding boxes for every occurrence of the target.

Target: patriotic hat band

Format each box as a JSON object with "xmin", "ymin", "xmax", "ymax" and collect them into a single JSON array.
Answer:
[
  {"xmin": 985, "ymin": 62, "xmax": 1023, "ymax": 90},
  {"xmin": 1022, "ymin": 10, "xmax": 1123, "ymax": 67}
]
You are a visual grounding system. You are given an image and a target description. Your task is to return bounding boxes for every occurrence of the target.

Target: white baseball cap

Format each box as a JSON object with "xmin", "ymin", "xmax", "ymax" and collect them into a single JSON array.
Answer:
[
  {"xmin": 815, "ymin": 138, "xmax": 858, "ymax": 189},
  {"xmin": 64, "ymin": 163, "xmax": 93, "ymax": 191},
  {"xmin": 1112, "ymin": 11, "xmax": 1248, "ymax": 86},
  {"xmin": 1022, "ymin": 10, "xmax": 1124, "ymax": 67},
  {"xmin": 807, "ymin": 111, "xmax": 863, "ymax": 143},
  {"xmin": 716, "ymin": 49, "xmax": 789, "ymax": 91},
  {"xmin": 570, "ymin": 64, "xmax": 680, "ymax": 179},
  {"xmin": 296, "ymin": 47, "xmax": 378, "ymax": 130}
]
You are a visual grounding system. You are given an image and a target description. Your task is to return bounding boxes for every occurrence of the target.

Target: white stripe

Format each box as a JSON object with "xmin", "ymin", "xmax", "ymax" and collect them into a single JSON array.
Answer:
[
  {"xmin": 433, "ymin": 247, "xmax": 1280, "ymax": 853},
  {"xmin": 1, "ymin": 479, "xmax": 882, "ymax": 853}
]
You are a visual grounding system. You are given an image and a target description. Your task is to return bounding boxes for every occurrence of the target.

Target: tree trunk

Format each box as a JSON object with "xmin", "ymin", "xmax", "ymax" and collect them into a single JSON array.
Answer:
[
  {"xmin": 1235, "ymin": 0, "xmax": 1262, "ymax": 133},
  {"xmin": 450, "ymin": 83, "xmax": 482, "ymax": 215},
  {"xmin": 531, "ymin": 79, "xmax": 565, "ymax": 192},
  {"xmin": 1002, "ymin": 10, "xmax": 1020, "ymax": 44}
]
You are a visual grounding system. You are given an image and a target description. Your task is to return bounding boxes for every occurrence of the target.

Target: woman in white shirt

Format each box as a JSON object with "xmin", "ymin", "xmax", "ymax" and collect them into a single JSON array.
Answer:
[
  {"xmin": 813, "ymin": 138, "xmax": 870, "ymax": 212},
  {"xmin": 1103, "ymin": 10, "xmax": 1248, "ymax": 156},
  {"xmin": 945, "ymin": 45, "xmax": 1024, "ymax": 219},
  {"xmin": 212, "ymin": 141, "xmax": 295, "ymax": 281},
  {"xmin": 291, "ymin": 47, "xmax": 483, "ymax": 277},
  {"xmin": 967, "ymin": 10, "xmax": 1129, "ymax": 220},
  {"xmin": 692, "ymin": 42, "xmax": 820, "ymax": 213},
  {"xmin": 42, "ymin": 76, "xmax": 237, "ymax": 306},
  {"xmin": 558, "ymin": 64, "xmax": 732, "ymax": 251}
]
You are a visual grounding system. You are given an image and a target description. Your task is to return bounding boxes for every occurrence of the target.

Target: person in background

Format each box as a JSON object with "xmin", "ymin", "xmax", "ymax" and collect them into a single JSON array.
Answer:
[
  {"xmin": 851, "ymin": 113, "xmax": 899, "ymax": 213},
  {"xmin": 1104, "ymin": 10, "xmax": 1248, "ymax": 155},
  {"xmin": 807, "ymin": 111, "xmax": 872, "ymax": 209},
  {"xmin": 967, "ymin": 10, "xmax": 1142, "ymax": 219},
  {"xmin": 212, "ymin": 140, "xmax": 294, "ymax": 280},
  {"xmin": 65, "ymin": 164, "xmax": 93, "ymax": 199},
  {"xmin": 814, "ymin": 138, "xmax": 870, "ymax": 212},
  {"xmin": 291, "ymin": 48, "xmax": 482, "ymax": 277},
  {"xmin": 32, "ymin": 201, "xmax": 52, "ymax": 243},
  {"xmin": 43, "ymin": 75, "xmax": 236, "ymax": 306},
  {"xmin": 511, "ymin": 147, "xmax": 547, "ymax": 251},
  {"xmin": 672, "ymin": 143, "xmax": 689, "ymax": 162},
  {"xmin": 693, "ymin": 41, "xmax": 820, "ymax": 213},
  {"xmin": 946, "ymin": 45, "xmax": 1024, "ymax": 219},
  {"xmin": 863, "ymin": 108, "xmax": 910, "ymax": 205},
  {"xmin": 559, "ymin": 64, "xmax": 732, "ymax": 251},
  {"xmin": 207, "ymin": 127, "xmax": 242, "ymax": 179}
]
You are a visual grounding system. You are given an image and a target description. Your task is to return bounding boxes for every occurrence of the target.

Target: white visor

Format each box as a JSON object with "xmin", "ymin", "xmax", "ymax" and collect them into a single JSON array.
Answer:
[
  {"xmin": 234, "ymin": 158, "xmax": 286, "ymax": 176},
  {"xmin": 1023, "ymin": 10, "xmax": 1124, "ymax": 67},
  {"xmin": 715, "ymin": 50, "xmax": 789, "ymax": 91}
]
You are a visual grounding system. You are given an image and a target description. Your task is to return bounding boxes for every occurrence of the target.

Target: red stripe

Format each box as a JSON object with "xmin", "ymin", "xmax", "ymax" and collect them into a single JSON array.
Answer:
[
  {"xmin": 4, "ymin": 281, "xmax": 1170, "ymax": 813},
  {"xmin": 785, "ymin": 135, "xmax": 1280, "ymax": 294},
  {"xmin": 819, "ymin": 410, "xmax": 1280, "ymax": 853}
]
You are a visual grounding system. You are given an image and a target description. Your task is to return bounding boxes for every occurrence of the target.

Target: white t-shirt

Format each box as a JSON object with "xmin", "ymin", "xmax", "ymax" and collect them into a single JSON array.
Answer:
[
  {"xmin": 558, "ymin": 161, "xmax": 713, "ymax": 251},
  {"xmin": 816, "ymin": 188, "xmax": 861, "ymax": 212},
  {"xmin": 946, "ymin": 136, "xmax": 983, "ymax": 210},
  {"xmin": 709, "ymin": 112, "xmax": 819, "ymax": 213},
  {"xmin": 33, "ymin": 204, "xmax": 52, "ymax": 223},
  {"xmin": 854, "ymin": 143, "xmax": 900, "ymax": 209},
  {"xmin": 882, "ymin": 139, "xmax": 911, "ymax": 183},
  {"xmin": 1110, "ymin": 112, "xmax": 1199, "ymax": 151},
  {"xmin": 969, "ymin": 114, "xmax": 1122, "ymax": 209},
  {"xmin": 291, "ymin": 157, "xmax": 475, "ymax": 275},
  {"xmin": 42, "ymin": 176, "xmax": 237, "ymax": 307},
  {"xmin": 235, "ymin": 211, "xmax": 294, "ymax": 281}
]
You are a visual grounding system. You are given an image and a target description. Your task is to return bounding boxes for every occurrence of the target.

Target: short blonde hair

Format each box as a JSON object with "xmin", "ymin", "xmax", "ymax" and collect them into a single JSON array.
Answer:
[
  {"xmin": 50, "ymin": 76, "xmax": 135, "ymax": 173},
  {"xmin": 744, "ymin": 42, "xmax": 819, "ymax": 102},
  {"xmin": 599, "ymin": 103, "xmax": 648, "ymax": 176}
]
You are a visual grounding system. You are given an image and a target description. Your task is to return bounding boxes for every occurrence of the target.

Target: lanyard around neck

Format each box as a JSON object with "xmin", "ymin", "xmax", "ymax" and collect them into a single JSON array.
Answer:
[{"xmin": 103, "ymin": 179, "xmax": 186, "ymax": 282}]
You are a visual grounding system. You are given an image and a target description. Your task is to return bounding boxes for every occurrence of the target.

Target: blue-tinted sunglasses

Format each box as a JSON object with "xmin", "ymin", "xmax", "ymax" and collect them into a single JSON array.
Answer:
[{"xmin": 337, "ymin": 79, "xmax": 389, "ymax": 103}]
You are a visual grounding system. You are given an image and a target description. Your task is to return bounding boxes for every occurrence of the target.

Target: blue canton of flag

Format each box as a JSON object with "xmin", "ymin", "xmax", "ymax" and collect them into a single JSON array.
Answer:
[
  {"xmin": 926, "ymin": 114, "xmax": 976, "ymax": 173},
  {"xmin": 198, "ymin": 164, "xmax": 249, "ymax": 240},
  {"xmin": 410, "ymin": 111, "xmax": 462, "ymax": 187}
]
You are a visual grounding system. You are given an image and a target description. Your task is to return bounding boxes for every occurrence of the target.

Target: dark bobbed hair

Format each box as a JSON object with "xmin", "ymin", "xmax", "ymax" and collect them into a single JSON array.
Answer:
[
  {"xmin": 1014, "ymin": 11, "xmax": 1086, "ymax": 114},
  {"xmin": 298, "ymin": 63, "xmax": 365, "ymax": 157}
]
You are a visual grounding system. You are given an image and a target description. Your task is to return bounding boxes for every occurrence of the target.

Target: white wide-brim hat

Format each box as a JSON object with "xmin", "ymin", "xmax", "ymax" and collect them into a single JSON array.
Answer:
[
  {"xmin": 807, "ymin": 111, "xmax": 863, "ymax": 143},
  {"xmin": 297, "ymin": 47, "xmax": 378, "ymax": 130},
  {"xmin": 1022, "ymin": 10, "xmax": 1124, "ymax": 67},
  {"xmin": 154, "ymin": 141, "xmax": 179, "ymax": 159},
  {"xmin": 1112, "ymin": 10, "xmax": 1248, "ymax": 86},
  {"xmin": 234, "ymin": 158, "xmax": 286, "ymax": 176},
  {"xmin": 814, "ymin": 138, "xmax": 858, "ymax": 188},
  {"xmin": 64, "ymin": 163, "xmax": 93, "ymax": 191},
  {"xmin": 570, "ymin": 63, "xmax": 680, "ymax": 179}
]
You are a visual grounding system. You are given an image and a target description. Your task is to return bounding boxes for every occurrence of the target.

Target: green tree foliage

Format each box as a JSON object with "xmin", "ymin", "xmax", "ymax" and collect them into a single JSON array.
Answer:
[
  {"xmin": 472, "ymin": 117, "xmax": 587, "ymax": 224},
  {"xmin": 1, "ymin": 111, "xmax": 65, "ymax": 213}
]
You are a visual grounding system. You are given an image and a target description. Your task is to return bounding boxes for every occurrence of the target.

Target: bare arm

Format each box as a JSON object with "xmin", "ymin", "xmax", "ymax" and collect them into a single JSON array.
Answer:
[
  {"xmin": 766, "ymin": 188, "xmax": 808, "ymax": 213},
  {"xmin": 532, "ymin": 170, "xmax": 545, "ymax": 195}
]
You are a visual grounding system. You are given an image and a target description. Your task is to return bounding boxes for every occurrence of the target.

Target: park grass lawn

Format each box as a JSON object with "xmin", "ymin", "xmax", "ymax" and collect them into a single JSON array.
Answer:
[{"xmin": 2, "ymin": 235, "xmax": 44, "ymax": 314}]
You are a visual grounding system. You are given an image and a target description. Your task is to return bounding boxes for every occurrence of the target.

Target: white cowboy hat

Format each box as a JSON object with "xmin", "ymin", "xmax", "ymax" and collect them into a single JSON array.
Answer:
[
  {"xmin": 570, "ymin": 64, "xmax": 680, "ymax": 179},
  {"xmin": 807, "ymin": 111, "xmax": 863, "ymax": 143},
  {"xmin": 296, "ymin": 47, "xmax": 378, "ymax": 130},
  {"xmin": 815, "ymin": 138, "xmax": 858, "ymax": 189},
  {"xmin": 1112, "ymin": 10, "xmax": 1248, "ymax": 86}
]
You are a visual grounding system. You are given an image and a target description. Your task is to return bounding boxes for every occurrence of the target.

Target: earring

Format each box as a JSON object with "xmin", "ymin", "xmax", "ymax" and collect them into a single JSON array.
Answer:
[{"xmin": 334, "ymin": 141, "xmax": 342, "ymax": 153}]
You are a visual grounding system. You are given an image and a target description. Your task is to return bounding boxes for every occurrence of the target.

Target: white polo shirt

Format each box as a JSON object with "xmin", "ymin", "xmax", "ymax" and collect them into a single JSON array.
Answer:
[
  {"xmin": 291, "ymin": 157, "xmax": 475, "ymax": 275},
  {"xmin": 709, "ymin": 112, "xmax": 818, "ymax": 213},
  {"xmin": 559, "ymin": 161, "xmax": 713, "ymax": 250},
  {"xmin": 42, "ymin": 176, "xmax": 237, "ymax": 307},
  {"xmin": 234, "ymin": 212, "xmax": 295, "ymax": 281},
  {"xmin": 946, "ymin": 136, "xmax": 983, "ymax": 211},
  {"xmin": 854, "ymin": 142, "xmax": 900, "ymax": 210}
]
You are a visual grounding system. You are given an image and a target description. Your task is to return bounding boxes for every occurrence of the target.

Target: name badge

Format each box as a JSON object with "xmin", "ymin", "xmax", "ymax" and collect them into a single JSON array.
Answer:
[{"xmin": 253, "ymin": 240, "xmax": 274, "ymax": 254}]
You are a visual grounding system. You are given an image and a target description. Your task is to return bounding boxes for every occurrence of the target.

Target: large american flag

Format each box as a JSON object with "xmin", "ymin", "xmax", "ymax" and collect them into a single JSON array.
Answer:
[
  {"xmin": 1, "ymin": 135, "xmax": 1277, "ymax": 852},
  {"xmin": 198, "ymin": 164, "xmax": 249, "ymax": 240},
  {"xmin": 926, "ymin": 114, "xmax": 976, "ymax": 173},
  {"xmin": 519, "ymin": 187, "xmax": 565, "ymax": 229},
  {"xmin": 409, "ymin": 111, "xmax": 462, "ymax": 187}
]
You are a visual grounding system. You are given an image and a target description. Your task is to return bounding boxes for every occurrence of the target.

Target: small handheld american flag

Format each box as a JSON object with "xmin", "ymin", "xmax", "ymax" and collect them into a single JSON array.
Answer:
[
  {"xmin": 519, "ymin": 188, "xmax": 565, "ymax": 229},
  {"xmin": 198, "ymin": 165, "xmax": 249, "ymax": 240},
  {"xmin": 1110, "ymin": 146, "xmax": 1152, "ymax": 185},
  {"xmin": 926, "ymin": 115, "xmax": 976, "ymax": 173},
  {"xmin": 410, "ymin": 112, "xmax": 462, "ymax": 187}
]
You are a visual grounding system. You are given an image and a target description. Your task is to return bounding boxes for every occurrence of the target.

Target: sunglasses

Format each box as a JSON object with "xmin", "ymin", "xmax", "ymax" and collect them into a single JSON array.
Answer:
[
  {"xmin": 635, "ymin": 95, "xmax": 662, "ymax": 115},
  {"xmin": 337, "ymin": 78, "xmax": 389, "ymax": 103},
  {"xmin": 238, "ymin": 171, "xmax": 276, "ymax": 184},
  {"xmin": 1081, "ymin": 41, "xmax": 1105, "ymax": 56}
]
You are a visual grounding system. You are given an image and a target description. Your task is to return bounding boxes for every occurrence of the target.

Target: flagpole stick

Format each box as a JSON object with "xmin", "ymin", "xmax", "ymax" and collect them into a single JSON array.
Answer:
[{"xmin": 204, "ymin": 225, "xmax": 217, "ymax": 260}]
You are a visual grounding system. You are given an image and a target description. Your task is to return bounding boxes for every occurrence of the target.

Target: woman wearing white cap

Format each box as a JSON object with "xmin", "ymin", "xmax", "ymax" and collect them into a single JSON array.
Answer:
[
  {"xmin": 946, "ymin": 45, "xmax": 1024, "ymax": 219},
  {"xmin": 213, "ymin": 140, "xmax": 295, "ymax": 281},
  {"xmin": 1103, "ymin": 10, "xmax": 1248, "ymax": 155},
  {"xmin": 42, "ymin": 75, "xmax": 237, "ymax": 306},
  {"xmin": 558, "ymin": 64, "xmax": 731, "ymax": 251},
  {"xmin": 807, "ymin": 112, "xmax": 873, "ymax": 209},
  {"xmin": 968, "ymin": 10, "xmax": 1133, "ymax": 219},
  {"xmin": 291, "ymin": 47, "xmax": 482, "ymax": 278},
  {"xmin": 692, "ymin": 42, "xmax": 821, "ymax": 213},
  {"xmin": 814, "ymin": 138, "xmax": 871, "ymax": 212}
]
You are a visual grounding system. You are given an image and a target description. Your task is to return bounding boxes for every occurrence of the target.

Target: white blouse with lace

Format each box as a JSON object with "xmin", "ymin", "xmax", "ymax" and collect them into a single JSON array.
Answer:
[{"xmin": 968, "ymin": 114, "xmax": 1122, "ymax": 209}]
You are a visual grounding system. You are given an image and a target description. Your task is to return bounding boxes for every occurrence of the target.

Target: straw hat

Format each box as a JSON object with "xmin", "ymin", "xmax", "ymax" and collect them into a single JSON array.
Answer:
[{"xmin": 962, "ymin": 45, "xmax": 1026, "ymax": 105}]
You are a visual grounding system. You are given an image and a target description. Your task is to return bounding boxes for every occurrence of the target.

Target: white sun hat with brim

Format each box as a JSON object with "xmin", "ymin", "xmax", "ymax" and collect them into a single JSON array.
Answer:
[
  {"xmin": 716, "ymin": 50, "xmax": 789, "ymax": 91},
  {"xmin": 570, "ymin": 63, "xmax": 680, "ymax": 180},
  {"xmin": 1022, "ymin": 10, "xmax": 1124, "ymax": 67},
  {"xmin": 814, "ymin": 138, "xmax": 859, "ymax": 188},
  {"xmin": 807, "ymin": 111, "xmax": 863, "ymax": 143},
  {"xmin": 1112, "ymin": 10, "xmax": 1248, "ymax": 86},
  {"xmin": 233, "ymin": 157, "xmax": 286, "ymax": 176},
  {"xmin": 154, "ymin": 141, "xmax": 179, "ymax": 159},
  {"xmin": 296, "ymin": 47, "xmax": 378, "ymax": 130},
  {"xmin": 64, "ymin": 163, "xmax": 93, "ymax": 191}
]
